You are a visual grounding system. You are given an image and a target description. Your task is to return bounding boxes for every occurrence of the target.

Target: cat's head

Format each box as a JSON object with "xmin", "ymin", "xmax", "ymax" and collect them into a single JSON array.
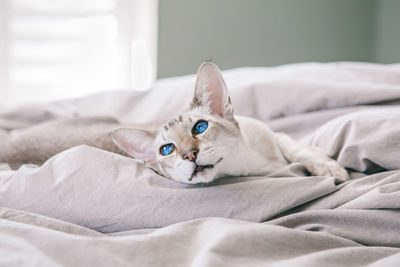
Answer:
[{"xmin": 111, "ymin": 62, "xmax": 240, "ymax": 184}]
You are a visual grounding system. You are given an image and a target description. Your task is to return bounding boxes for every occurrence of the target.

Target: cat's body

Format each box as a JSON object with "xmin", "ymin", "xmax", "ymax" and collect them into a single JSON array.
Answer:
[
  {"xmin": 0, "ymin": 62, "xmax": 349, "ymax": 183},
  {"xmin": 1, "ymin": 117, "xmax": 124, "ymax": 169}
]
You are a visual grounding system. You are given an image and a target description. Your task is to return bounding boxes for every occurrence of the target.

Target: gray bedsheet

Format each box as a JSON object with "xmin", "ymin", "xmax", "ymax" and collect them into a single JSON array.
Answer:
[{"xmin": 1, "ymin": 62, "xmax": 400, "ymax": 266}]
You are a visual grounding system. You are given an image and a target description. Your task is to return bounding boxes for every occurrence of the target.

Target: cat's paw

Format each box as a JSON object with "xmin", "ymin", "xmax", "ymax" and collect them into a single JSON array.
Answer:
[{"xmin": 304, "ymin": 158, "xmax": 350, "ymax": 182}]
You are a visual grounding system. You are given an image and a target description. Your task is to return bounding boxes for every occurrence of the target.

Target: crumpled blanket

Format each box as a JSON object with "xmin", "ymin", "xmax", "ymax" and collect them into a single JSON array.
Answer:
[{"xmin": 1, "ymin": 62, "xmax": 400, "ymax": 267}]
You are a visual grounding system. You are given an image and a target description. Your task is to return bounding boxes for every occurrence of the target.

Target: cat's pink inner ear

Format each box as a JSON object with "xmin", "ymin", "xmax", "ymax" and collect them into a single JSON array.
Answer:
[
  {"xmin": 111, "ymin": 128, "xmax": 156, "ymax": 163},
  {"xmin": 194, "ymin": 62, "xmax": 232, "ymax": 118}
]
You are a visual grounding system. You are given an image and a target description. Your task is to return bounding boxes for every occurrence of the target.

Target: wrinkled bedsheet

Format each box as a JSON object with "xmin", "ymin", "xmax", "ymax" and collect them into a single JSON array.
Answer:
[{"xmin": 1, "ymin": 62, "xmax": 400, "ymax": 266}]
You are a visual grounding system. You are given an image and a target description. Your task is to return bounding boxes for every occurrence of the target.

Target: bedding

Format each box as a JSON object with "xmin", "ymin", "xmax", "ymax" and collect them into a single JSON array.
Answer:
[{"xmin": 1, "ymin": 62, "xmax": 400, "ymax": 266}]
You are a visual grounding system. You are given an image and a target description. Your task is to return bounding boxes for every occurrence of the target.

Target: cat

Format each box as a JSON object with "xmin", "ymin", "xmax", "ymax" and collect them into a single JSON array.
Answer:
[
  {"xmin": 111, "ymin": 62, "xmax": 349, "ymax": 183},
  {"xmin": 0, "ymin": 62, "xmax": 349, "ymax": 184}
]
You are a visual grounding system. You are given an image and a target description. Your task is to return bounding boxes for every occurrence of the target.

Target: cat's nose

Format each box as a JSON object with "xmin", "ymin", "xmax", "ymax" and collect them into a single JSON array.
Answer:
[{"xmin": 182, "ymin": 147, "xmax": 199, "ymax": 162}]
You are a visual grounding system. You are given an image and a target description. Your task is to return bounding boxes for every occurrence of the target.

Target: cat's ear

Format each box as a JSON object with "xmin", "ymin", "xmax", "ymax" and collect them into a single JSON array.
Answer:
[
  {"xmin": 111, "ymin": 128, "xmax": 156, "ymax": 163},
  {"xmin": 191, "ymin": 62, "xmax": 234, "ymax": 120}
]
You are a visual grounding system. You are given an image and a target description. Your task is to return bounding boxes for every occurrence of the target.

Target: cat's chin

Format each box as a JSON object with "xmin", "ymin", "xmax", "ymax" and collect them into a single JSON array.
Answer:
[{"xmin": 186, "ymin": 170, "xmax": 216, "ymax": 184}]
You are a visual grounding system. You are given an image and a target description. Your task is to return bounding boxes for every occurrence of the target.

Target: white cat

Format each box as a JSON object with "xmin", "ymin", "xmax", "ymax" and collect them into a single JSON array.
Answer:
[{"xmin": 111, "ymin": 62, "xmax": 349, "ymax": 184}]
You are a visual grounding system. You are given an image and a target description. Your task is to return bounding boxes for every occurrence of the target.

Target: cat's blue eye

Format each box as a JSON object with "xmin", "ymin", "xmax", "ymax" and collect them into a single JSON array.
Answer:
[
  {"xmin": 160, "ymin": 143, "xmax": 175, "ymax": 156},
  {"xmin": 192, "ymin": 120, "xmax": 208, "ymax": 135}
]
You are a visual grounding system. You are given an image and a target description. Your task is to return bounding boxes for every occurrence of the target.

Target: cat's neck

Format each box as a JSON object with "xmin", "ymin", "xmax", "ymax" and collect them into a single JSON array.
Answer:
[
  {"xmin": 217, "ymin": 116, "xmax": 288, "ymax": 178},
  {"xmin": 216, "ymin": 131, "xmax": 268, "ymax": 177}
]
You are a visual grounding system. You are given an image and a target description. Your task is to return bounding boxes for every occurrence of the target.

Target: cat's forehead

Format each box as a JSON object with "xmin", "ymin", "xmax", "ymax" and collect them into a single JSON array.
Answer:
[
  {"xmin": 158, "ymin": 109, "xmax": 211, "ymax": 138},
  {"xmin": 163, "ymin": 115, "xmax": 188, "ymax": 131},
  {"xmin": 162, "ymin": 114, "xmax": 197, "ymax": 132}
]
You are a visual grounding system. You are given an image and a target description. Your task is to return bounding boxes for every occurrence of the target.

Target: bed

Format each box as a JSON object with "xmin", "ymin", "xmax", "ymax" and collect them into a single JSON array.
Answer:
[{"xmin": 1, "ymin": 62, "xmax": 400, "ymax": 266}]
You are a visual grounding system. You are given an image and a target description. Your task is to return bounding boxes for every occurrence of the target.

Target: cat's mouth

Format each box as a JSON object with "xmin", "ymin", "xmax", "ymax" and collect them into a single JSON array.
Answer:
[
  {"xmin": 189, "ymin": 157, "xmax": 223, "ymax": 181},
  {"xmin": 189, "ymin": 164, "xmax": 214, "ymax": 181}
]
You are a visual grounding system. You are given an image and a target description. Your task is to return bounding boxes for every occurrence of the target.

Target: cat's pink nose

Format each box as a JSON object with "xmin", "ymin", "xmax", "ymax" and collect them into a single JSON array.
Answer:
[{"xmin": 182, "ymin": 147, "xmax": 199, "ymax": 162}]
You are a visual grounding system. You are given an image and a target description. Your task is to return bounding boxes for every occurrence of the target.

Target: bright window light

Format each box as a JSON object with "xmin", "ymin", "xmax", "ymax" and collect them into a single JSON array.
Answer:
[
  {"xmin": 131, "ymin": 39, "xmax": 153, "ymax": 91},
  {"xmin": 0, "ymin": 0, "xmax": 158, "ymax": 109}
]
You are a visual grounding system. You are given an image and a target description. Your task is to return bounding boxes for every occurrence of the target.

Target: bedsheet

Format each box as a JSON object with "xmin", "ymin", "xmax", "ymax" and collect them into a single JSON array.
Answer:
[{"xmin": 1, "ymin": 62, "xmax": 400, "ymax": 266}]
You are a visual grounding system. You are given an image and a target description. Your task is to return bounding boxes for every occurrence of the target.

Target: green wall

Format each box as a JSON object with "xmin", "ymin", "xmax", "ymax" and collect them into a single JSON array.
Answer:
[
  {"xmin": 374, "ymin": 0, "xmax": 400, "ymax": 63},
  {"xmin": 157, "ymin": 0, "xmax": 380, "ymax": 78}
]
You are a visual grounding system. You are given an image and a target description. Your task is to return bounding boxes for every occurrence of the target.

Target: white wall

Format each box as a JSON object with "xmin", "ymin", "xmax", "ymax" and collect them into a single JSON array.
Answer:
[{"xmin": 0, "ymin": 1, "xmax": 9, "ymax": 98}]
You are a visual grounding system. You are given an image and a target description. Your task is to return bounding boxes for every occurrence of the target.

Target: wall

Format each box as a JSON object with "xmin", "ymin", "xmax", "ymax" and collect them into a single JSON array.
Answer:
[
  {"xmin": 157, "ymin": 0, "xmax": 376, "ymax": 78},
  {"xmin": 0, "ymin": 0, "xmax": 8, "ymax": 95},
  {"xmin": 374, "ymin": 0, "xmax": 400, "ymax": 63}
]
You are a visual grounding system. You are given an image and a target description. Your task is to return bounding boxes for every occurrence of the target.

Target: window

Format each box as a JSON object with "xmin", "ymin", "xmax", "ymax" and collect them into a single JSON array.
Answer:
[{"xmin": 0, "ymin": 0, "xmax": 158, "ymax": 109}]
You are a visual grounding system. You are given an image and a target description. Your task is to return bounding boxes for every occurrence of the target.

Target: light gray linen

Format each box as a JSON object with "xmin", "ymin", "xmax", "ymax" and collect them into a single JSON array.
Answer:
[
  {"xmin": 1, "ymin": 62, "xmax": 400, "ymax": 266},
  {"xmin": 1, "ymin": 215, "xmax": 400, "ymax": 267},
  {"xmin": 302, "ymin": 108, "xmax": 400, "ymax": 173},
  {"xmin": 0, "ymin": 145, "xmax": 340, "ymax": 232}
]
